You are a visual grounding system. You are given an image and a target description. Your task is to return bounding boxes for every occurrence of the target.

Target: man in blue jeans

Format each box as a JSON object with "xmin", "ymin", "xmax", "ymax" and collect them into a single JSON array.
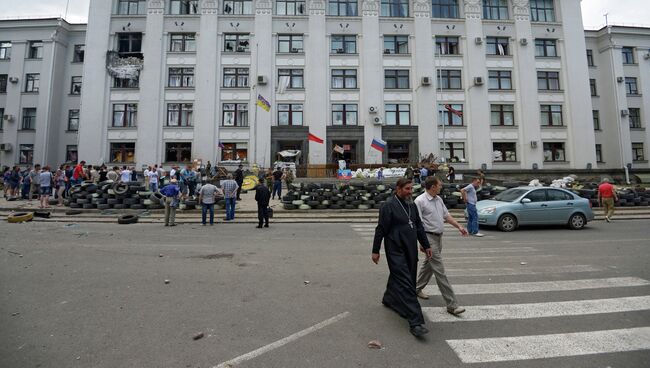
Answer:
[
  {"xmin": 221, "ymin": 174, "xmax": 239, "ymax": 221},
  {"xmin": 271, "ymin": 167, "xmax": 283, "ymax": 200},
  {"xmin": 198, "ymin": 180, "xmax": 219, "ymax": 225},
  {"xmin": 461, "ymin": 177, "xmax": 484, "ymax": 237}
]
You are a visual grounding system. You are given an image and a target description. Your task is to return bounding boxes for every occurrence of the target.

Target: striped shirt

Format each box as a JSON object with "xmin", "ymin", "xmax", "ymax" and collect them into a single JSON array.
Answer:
[{"xmin": 220, "ymin": 179, "xmax": 239, "ymax": 199}]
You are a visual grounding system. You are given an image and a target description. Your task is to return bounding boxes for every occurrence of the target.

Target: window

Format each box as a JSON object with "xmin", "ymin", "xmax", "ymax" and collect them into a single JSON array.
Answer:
[
  {"xmin": 432, "ymin": 0, "xmax": 459, "ymax": 18},
  {"xmin": 488, "ymin": 70, "xmax": 512, "ymax": 90},
  {"xmin": 221, "ymin": 143, "xmax": 248, "ymax": 161},
  {"xmin": 66, "ymin": 145, "xmax": 78, "ymax": 163},
  {"xmin": 524, "ymin": 189, "xmax": 546, "ymax": 202},
  {"xmin": 73, "ymin": 44, "xmax": 85, "ymax": 62},
  {"xmin": 331, "ymin": 35, "xmax": 356, "ymax": 54},
  {"xmin": 113, "ymin": 77, "xmax": 139, "ymax": 88},
  {"xmin": 0, "ymin": 41, "xmax": 11, "ymax": 60},
  {"xmin": 435, "ymin": 36, "xmax": 459, "ymax": 55},
  {"xmin": 279, "ymin": 69, "xmax": 304, "ymax": 89},
  {"xmin": 111, "ymin": 142, "xmax": 136, "ymax": 163},
  {"xmin": 385, "ymin": 104, "xmax": 410, "ymax": 125},
  {"xmin": 593, "ymin": 110, "xmax": 600, "ymax": 130},
  {"xmin": 223, "ymin": 34, "xmax": 249, "ymax": 52},
  {"xmin": 170, "ymin": 33, "xmax": 196, "ymax": 52},
  {"xmin": 543, "ymin": 142, "xmax": 566, "ymax": 161},
  {"xmin": 540, "ymin": 105, "xmax": 562, "ymax": 126},
  {"xmin": 328, "ymin": 0, "xmax": 358, "ymax": 16},
  {"xmin": 222, "ymin": 68, "xmax": 249, "ymax": 88},
  {"xmin": 166, "ymin": 103, "xmax": 193, "ymax": 127},
  {"xmin": 22, "ymin": 108, "xmax": 36, "ymax": 130},
  {"xmin": 380, "ymin": 0, "xmax": 408, "ymax": 17},
  {"xmin": 117, "ymin": 0, "xmax": 146, "ymax": 14},
  {"xmin": 537, "ymin": 71, "xmax": 560, "ymax": 90},
  {"xmin": 112, "ymin": 104, "xmax": 138, "ymax": 127},
  {"xmin": 387, "ymin": 142, "xmax": 410, "ymax": 163},
  {"xmin": 70, "ymin": 76, "xmax": 82, "ymax": 95},
  {"xmin": 276, "ymin": 0, "xmax": 306, "ymax": 15},
  {"xmin": 19, "ymin": 145, "xmax": 34, "ymax": 164},
  {"xmin": 117, "ymin": 33, "xmax": 142, "ymax": 58},
  {"xmin": 439, "ymin": 104, "xmax": 463, "ymax": 126},
  {"xmin": 486, "ymin": 37, "xmax": 509, "ymax": 56},
  {"xmin": 164, "ymin": 142, "xmax": 191, "ymax": 162},
  {"xmin": 222, "ymin": 103, "xmax": 249, "ymax": 127},
  {"xmin": 0, "ymin": 74, "xmax": 6, "ymax": 93},
  {"xmin": 170, "ymin": 0, "xmax": 198, "ymax": 14},
  {"xmin": 632, "ymin": 143, "xmax": 645, "ymax": 161},
  {"xmin": 0, "ymin": 108, "xmax": 3, "ymax": 130},
  {"xmin": 595, "ymin": 144, "xmax": 602, "ymax": 163},
  {"xmin": 440, "ymin": 142, "xmax": 465, "ymax": 162},
  {"xmin": 622, "ymin": 47, "xmax": 635, "ymax": 64},
  {"xmin": 168, "ymin": 67, "xmax": 194, "ymax": 87},
  {"xmin": 28, "ymin": 41, "xmax": 43, "ymax": 59},
  {"xmin": 493, "ymin": 142, "xmax": 517, "ymax": 162},
  {"xmin": 332, "ymin": 104, "xmax": 358, "ymax": 126},
  {"xmin": 491, "ymin": 104, "xmax": 515, "ymax": 126},
  {"xmin": 535, "ymin": 39, "xmax": 557, "ymax": 57},
  {"xmin": 223, "ymin": 0, "xmax": 253, "ymax": 14},
  {"xmin": 589, "ymin": 79, "xmax": 597, "ymax": 96},
  {"xmin": 586, "ymin": 49, "xmax": 594, "ymax": 66},
  {"xmin": 625, "ymin": 77, "xmax": 639, "ymax": 95},
  {"xmin": 629, "ymin": 108, "xmax": 641, "ymax": 128},
  {"xmin": 331, "ymin": 69, "xmax": 357, "ymax": 89},
  {"xmin": 530, "ymin": 0, "xmax": 555, "ymax": 22},
  {"xmin": 438, "ymin": 70, "xmax": 462, "ymax": 89},
  {"xmin": 68, "ymin": 110, "xmax": 79, "ymax": 131},
  {"xmin": 25, "ymin": 74, "xmax": 40, "ymax": 92},
  {"xmin": 278, "ymin": 35, "xmax": 303, "ymax": 53},
  {"xmin": 483, "ymin": 0, "xmax": 508, "ymax": 20},
  {"xmin": 546, "ymin": 190, "xmax": 574, "ymax": 202},
  {"xmin": 383, "ymin": 35, "xmax": 408, "ymax": 54},
  {"xmin": 278, "ymin": 104, "xmax": 303, "ymax": 126},
  {"xmin": 384, "ymin": 70, "xmax": 409, "ymax": 89}
]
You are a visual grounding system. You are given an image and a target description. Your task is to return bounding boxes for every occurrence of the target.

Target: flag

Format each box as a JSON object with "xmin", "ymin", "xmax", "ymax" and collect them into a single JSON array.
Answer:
[
  {"xmin": 277, "ymin": 76, "xmax": 290, "ymax": 94},
  {"xmin": 444, "ymin": 104, "xmax": 463, "ymax": 117},
  {"xmin": 333, "ymin": 145, "xmax": 344, "ymax": 154},
  {"xmin": 371, "ymin": 138, "xmax": 386, "ymax": 152},
  {"xmin": 257, "ymin": 94, "xmax": 270, "ymax": 112},
  {"xmin": 218, "ymin": 141, "xmax": 225, "ymax": 149},
  {"xmin": 308, "ymin": 133, "xmax": 324, "ymax": 144},
  {"xmin": 497, "ymin": 43, "xmax": 505, "ymax": 56}
]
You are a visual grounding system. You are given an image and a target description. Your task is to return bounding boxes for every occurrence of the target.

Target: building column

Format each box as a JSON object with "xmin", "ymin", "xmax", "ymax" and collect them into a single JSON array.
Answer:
[
  {"xmin": 0, "ymin": 41, "xmax": 26, "ymax": 167},
  {"xmin": 360, "ymin": 0, "xmax": 382, "ymax": 164},
  {"xmin": 413, "ymin": 1, "xmax": 436, "ymax": 159},
  {"xmin": 252, "ymin": 0, "xmax": 274, "ymax": 167},
  {"xmin": 305, "ymin": 0, "xmax": 328, "ymax": 165}
]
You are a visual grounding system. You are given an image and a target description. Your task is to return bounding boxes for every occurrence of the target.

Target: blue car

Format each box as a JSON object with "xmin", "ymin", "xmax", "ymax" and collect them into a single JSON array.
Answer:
[{"xmin": 476, "ymin": 186, "xmax": 595, "ymax": 232}]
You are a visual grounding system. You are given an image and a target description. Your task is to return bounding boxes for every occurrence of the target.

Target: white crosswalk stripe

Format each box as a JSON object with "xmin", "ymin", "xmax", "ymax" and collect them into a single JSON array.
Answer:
[{"xmin": 445, "ymin": 264, "xmax": 602, "ymax": 276}]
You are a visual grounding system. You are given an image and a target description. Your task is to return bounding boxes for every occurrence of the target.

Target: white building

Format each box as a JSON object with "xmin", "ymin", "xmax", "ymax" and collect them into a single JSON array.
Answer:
[{"xmin": 0, "ymin": 18, "xmax": 85, "ymax": 168}]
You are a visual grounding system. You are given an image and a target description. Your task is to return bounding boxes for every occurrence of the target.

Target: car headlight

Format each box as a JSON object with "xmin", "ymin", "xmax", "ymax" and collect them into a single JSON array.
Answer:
[{"xmin": 479, "ymin": 206, "xmax": 496, "ymax": 215}]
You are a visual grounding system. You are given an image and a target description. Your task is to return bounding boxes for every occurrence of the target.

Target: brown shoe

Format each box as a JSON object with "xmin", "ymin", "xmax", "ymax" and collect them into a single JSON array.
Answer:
[
  {"xmin": 417, "ymin": 290, "xmax": 429, "ymax": 300},
  {"xmin": 447, "ymin": 307, "xmax": 466, "ymax": 316}
]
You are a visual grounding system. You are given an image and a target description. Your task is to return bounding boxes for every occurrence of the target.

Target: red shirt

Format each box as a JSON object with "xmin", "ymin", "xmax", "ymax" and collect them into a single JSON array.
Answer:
[
  {"xmin": 73, "ymin": 164, "xmax": 84, "ymax": 180},
  {"xmin": 598, "ymin": 182, "xmax": 615, "ymax": 198}
]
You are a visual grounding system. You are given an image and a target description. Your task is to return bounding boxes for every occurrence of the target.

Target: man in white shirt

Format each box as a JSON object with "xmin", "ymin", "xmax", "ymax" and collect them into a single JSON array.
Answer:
[
  {"xmin": 120, "ymin": 166, "xmax": 131, "ymax": 183},
  {"xmin": 148, "ymin": 168, "xmax": 160, "ymax": 192},
  {"xmin": 414, "ymin": 176, "xmax": 468, "ymax": 316}
]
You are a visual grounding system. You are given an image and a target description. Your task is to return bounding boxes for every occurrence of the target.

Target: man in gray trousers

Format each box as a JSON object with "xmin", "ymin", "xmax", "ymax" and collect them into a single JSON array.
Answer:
[{"xmin": 414, "ymin": 176, "xmax": 468, "ymax": 316}]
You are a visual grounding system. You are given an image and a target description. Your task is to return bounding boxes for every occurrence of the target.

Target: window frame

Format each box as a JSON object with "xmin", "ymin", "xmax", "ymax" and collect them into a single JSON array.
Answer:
[
  {"xmin": 110, "ymin": 142, "xmax": 136, "ymax": 164},
  {"xmin": 166, "ymin": 103, "xmax": 194, "ymax": 127},
  {"xmin": 491, "ymin": 104, "xmax": 515, "ymax": 126},
  {"xmin": 589, "ymin": 78, "xmax": 597, "ymax": 96},
  {"xmin": 435, "ymin": 36, "xmax": 460, "ymax": 55},
  {"xmin": 113, "ymin": 77, "xmax": 139, "ymax": 88},
  {"xmin": 483, "ymin": 0, "xmax": 509, "ymax": 20},
  {"xmin": 488, "ymin": 70, "xmax": 512, "ymax": 90},
  {"xmin": 0, "ymin": 41, "xmax": 11, "ymax": 60},
  {"xmin": 328, "ymin": 0, "xmax": 358, "ymax": 16},
  {"xmin": 170, "ymin": 0, "xmax": 199, "ymax": 14},
  {"xmin": 380, "ymin": 0, "xmax": 409, "ymax": 17},
  {"xmin": 168, "ymin": 67, "xmax": 195, "ymax": 88},
  {"xmin": 19, "ymin": 144, "xmax": 34, "ymax": 164},
  {"xmin": 586, "ymin": 49, "xmax": 595, "ymax": 67},
  {"xmin": 0, "ymin": 74, "xmax": 6, "ymax": 93},
  {"xmin": 278, "ymin": 69, "xmax": 305, "ymax": 89},
  {"xmin": 331, "ymin": 69, "xmax": 357, "ymax": 89},
  {"xmin": 276, "ymin": 0, "xmax": 307, "ymax": 15},
  {"xmin": 622, "ymin": 47, "xmax": 635, "ymax": 64},
  {"xmin": 0, "ymin": 108, "xmax": 3, "ymax": 130},
  {"xmin": 486, "ymin": 36, "xmax": 509, "ymax": 56},
  {"xmin": 222, "ymin": 67, "xmax": 249, "ymax": 88},
  {"xmin": 385, "ymin": 103, "xmax": 411, "ymax": 126},
  {"xmin": 440, "ymin": 142, "xmax": 465, "ymax": 162},
  {"xmin": 632, "ymin": 142, "xmax": 645, "ymax": 161},
  {"xmin": 537, "ymin": 71, "xmax": 560, "ymax": 91},
  {"xmin": 112, "ymin": 103, "xmax": 138, "ymax": 128},
  {"xmin": 629, "ymin": 108, "xmax": 642, "ymax": 129},
  {"xmin": 70, "ymin": 76, "xmax": 82, "ymax": 95},
  {"xmin": 117, "ymin": 33, "xmax": 143, "ymax": 58},
  {"xmin": 540, "ymin": 104, "xmax": 563, "ymax": 126},
  {"xmin": 165, "ymin": 142, "xmax": 192, "ymax": 163},
  {"xmin": 221, "ymin": 142, "xmax": 249, "ymax": 161},
  {"xmin": 223, "ymin": 0, "xmax": 253, "ymax": 15},
  {"xmin": 27, "ymin": 41, "xmax": 43, "ymax": 59},
  {"xmin": 117, "ymin": 0, "xmax": 146, "ymax": 15},
  {"xmin": 223, "ymin": 33, "xmax": 250, "ymax": 53},
  {"xmin": 383, "ymin": 35, "xmax": 409, "ymax": 54},
  {"xmin": 530, "ymin": 0, "xmax": 555, "ymax": 22},
  {"xmin": 73, "ymin": 44, "xmax": 85, "ymax": 62},
  {"xmin": 595, "ymin": 144, "xmax": 603, "ymax": 163},
  {"xmin": 332, "ymin": 104, "xmax": 358, "ymax": 126},
  {"xmin": 169, "ymin": 33, "xmax": 196, "ymax": 52},
  {"xmin": 543, "ymin": 142, "xmax": 566, "ymax": 162},
  {"xmin": 67, "ymin": 109, "xmax": 80, "ymax": 131},
  {"xmin": 25, "ymin": 73, "xmax": 40, "ymax": 93},
  {"xmin": 439, "ymin": 104, "xmax": 464, "ymax": 126},
  {"xmin": 222, "ymin": 103, "xmax": 249, "ymax": 127},
  {"xmin": 330, "ymin": 35, "xmax": 357, "ymax": 54},
  {"xmin": 438, "ymin": 69, "xmax": 462, "ymax": 90},
  {"xmin": 277, "ymin": 104, "xmax": 304, "ymax": 126},
  {"xmin": 593, "ymin": 110, "xmax": 600, "ymax": 130},
  {"xmin": 66, "ymin": 145, "xmax": 78, "ymax": 163},
  {"xmin": 625, "ymin": 77, "xmax": 639, "ymax": 95},
  {"xmin": 384, "ymin": 69, "xmax": 410, "ymax": 89},
  {"xmin": 21, "ymin": 108, "xmax": 37, "ymax": 130},
  {"xmin": 535, "ymin": 38, "xmax": 557, "ymax": 57},
  {"xmin": 492, "ymin": 142, "xmax": 517, "ymax": 162},
  {"xmin": 278, "ymin": 34, "xmax": 304, "ymax": 53},
  {"xmin": 431, "ymin": 0, "xmax": 459, "ymax": 19}
]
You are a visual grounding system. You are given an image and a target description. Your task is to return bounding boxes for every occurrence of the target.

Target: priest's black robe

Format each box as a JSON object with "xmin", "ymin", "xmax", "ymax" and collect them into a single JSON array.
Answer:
[{"xmin": 373, "ymin": 195, "xmax": 431, "ymax": 327}]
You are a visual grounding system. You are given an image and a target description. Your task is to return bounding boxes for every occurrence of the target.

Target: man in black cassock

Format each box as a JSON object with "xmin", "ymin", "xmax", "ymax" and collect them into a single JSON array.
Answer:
[{"xmin": 372, "ymin": 178, "xmax": 433, "ymax": 337}]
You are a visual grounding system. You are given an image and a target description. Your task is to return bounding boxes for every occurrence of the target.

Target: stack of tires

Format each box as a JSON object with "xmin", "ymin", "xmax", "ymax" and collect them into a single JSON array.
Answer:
[
  {"xmin": 282, "ymin": 182, "xmax": 395, "ymax": 210},
  {"xmin": 65, "ymin": 181, "xmax": 164, "ymax": 210}
]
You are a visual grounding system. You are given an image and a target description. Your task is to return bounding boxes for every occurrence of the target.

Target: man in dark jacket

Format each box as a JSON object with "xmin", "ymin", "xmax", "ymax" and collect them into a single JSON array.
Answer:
[
  {"xmin": 254, "ymin": 182, "xmax": 271, "ymax": 228},
  {"xmin": 234, "ymin": 164, "xmax": 244, "ymax": 201}
]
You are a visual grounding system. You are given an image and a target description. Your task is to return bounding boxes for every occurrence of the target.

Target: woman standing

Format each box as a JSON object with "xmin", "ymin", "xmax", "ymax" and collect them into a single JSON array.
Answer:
[
  {"xmin": 55, "ymin": 165, "xmax": 67, "ymax": 206},
  {"xmin": 39, "ymin": 166, "xmax": 53, "ymax": 208}
]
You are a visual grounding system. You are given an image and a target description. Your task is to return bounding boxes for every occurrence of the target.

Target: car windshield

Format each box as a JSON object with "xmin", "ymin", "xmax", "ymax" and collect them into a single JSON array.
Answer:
[{"xmin": 493, "ymin": 188, "xmax": 530, "ymax": 202}]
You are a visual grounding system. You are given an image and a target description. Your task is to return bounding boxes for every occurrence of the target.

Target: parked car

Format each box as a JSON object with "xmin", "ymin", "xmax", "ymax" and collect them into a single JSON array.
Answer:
[{"xmin": 476, "ymin": 186, "xmax": 595, "ymax": 232}]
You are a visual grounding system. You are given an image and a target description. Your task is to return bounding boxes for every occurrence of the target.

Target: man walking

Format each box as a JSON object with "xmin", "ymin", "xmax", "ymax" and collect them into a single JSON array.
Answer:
[
  {"xmin": 372, "ymin": 178, "xmax": 433, "ymax": 338},
  {"xmin": 254, "ymin": 181, "xmax": 271, "ymax": 228},
  {"xmin": 598, "ymin": 178, "xmax": 619, "ymax": 222},
  {"xmin": 198, "ymin": 180, "xmax": 219, "ymax": 226},
  {"xmin": 234, "ymin": 164, "xmax": 244, "ymax": 201},
  {"xmin": 160, "ymin": 179, "xmax": 180, "ymax": 227},
  {"xmin": 271, "ymin": 167, "xmax": 284, "ymax": 200},
  {"xmin": 461, "ymin": 177, "xmax": 484, "ymax": 237},
  {"xmin": 28, "ymin": 164, "xmax": 41, "ymax": 201},
  {"xmin": 221, "ymin": 174, "xmax": 239, "ymax": 221},
  {"xmin": 414, "ymin": 177, "xmax": 467, "ymax": 315}
]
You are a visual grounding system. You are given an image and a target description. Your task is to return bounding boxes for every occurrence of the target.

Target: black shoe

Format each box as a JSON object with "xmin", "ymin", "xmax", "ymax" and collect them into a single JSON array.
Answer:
[
  {"xmin": 256, "ymin": 225, "xmax": 262, "ymax": 228},
  {"xmin": 409, "ymin": 325, "xmax": 429, "ymax": 338},
  {"xmin": 264, "ymin": 224, "xmax": 269, "ymax": 228}
]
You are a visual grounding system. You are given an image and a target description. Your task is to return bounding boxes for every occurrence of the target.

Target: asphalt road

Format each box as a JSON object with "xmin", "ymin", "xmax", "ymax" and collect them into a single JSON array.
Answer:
[{"xmin": 1, "ymin": 219, "xmax": 649, "ymax": 368}]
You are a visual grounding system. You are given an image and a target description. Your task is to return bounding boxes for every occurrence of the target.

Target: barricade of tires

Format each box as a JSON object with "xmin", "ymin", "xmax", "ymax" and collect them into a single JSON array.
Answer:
[{"xmin": 64, "ymin": 181, "xmax": 164, "ymax": 210}]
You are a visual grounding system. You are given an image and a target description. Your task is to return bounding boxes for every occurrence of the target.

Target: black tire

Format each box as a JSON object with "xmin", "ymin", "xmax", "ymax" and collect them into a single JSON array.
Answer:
[
  {"xmin": 497, "ymin": 214, "xmax": 518, "ymax": 232},
  {"xmin": 117, "ymin": 214, "xmax": 139, "ymax": 224},
  {"xmin": 84, "ymin": 184, "xmax": 98, "ymax": 193},
  {"xmin": 82, "ymin": 203, "xmax": 95, "ymax": 209},
  {"xmin": 97, "ymin": 204, "xmax": 110, "ymax": 210},
  {"xmin": 184, "ymin": 200, "xmax": 198, "ymax": 206},
  {"xmin": 307, "ymin": 200, "xmax": 319, "ymax": 207},
  {"xmin": 351, "ymin": 200, "xmax": 361, "ymax": 206},
  {"xmin": 344, "ymin": 204, "xmax": 356, "ymax": 210},
  {"xmin": 69, "ymin": 203, "xmax": 81, "ymax": 209},
  {"xmin": 149, "ymin": 192, "xmax": 164, "ymax": 202},
  {"xmin": 315, "ymin": 205, "xmax": 328, "ymax": 210},
  {"xmin": 123, "ymin": 198, "xmax": 138, "ymax": 205},
  {"xmin": 112, "ymin": 182, "xmax": 129, "ymax": 195},
  {"xmin": 65, "ymin": 210, "xmax": 83, "ymax": 216},
  {"xmin": 568, "ymin": 213, "xmax": 587, "ymax": 230},
  {"xmin": 130, "ymin": 204, "xmax": 144, "ymax": 210},
  {"xmin": 107, "ymin": 198, "xmax": 120, "ymax": 205},
  {"xmin": 284, "ymin": 204, "xmax": 297, "ymax": 210},
  {"xmin": 113, "ymin": 204, "xmax": 126, "ymax": 209},
  {"xmin": 329, "ymin": 204, "xmax": 342, "ymax": 210},
  {"xmin": 33, "ymin": 211, "xmax": 51, "ymax": 218},
  {"xmin": 373, "ymin": 203, "xmax": 383, "ymax": 209}
]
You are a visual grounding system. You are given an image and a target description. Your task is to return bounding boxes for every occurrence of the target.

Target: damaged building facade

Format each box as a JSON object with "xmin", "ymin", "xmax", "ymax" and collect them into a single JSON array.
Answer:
[{"xmin": 1, "ymin": 0, "xmax": 649, "ymax": 172}]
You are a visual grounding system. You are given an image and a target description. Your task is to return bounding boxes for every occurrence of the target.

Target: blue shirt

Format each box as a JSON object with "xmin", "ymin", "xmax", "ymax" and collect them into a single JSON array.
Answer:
[
  {"xmin": 160, "ymin": 184, "xmax": 180, "ymax": 198},
  {"xmin": 420, "ymin": 168, "xmax": 428, "ymax": 177}
]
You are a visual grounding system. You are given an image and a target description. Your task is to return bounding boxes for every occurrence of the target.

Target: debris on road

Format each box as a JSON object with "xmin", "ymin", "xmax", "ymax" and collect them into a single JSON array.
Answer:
[
  {"xmin": 520, "ymin": 262, "xmax": 528, "ymax": 265},
  {"xmin": 367, "ymin": 340, "xmax": 383, "ymax": 349},
  {"xmin": 193, "ymin": 332, "xmax": 205, "ymax": 340},
  {"xmin": 304, "ymin": 280, "xmax": 310, "ymax": 285},
  {"xmin": 11, "ymin": 312, "xmax": 20, "ymax": 317},
  {"xmin": 164, "ymin": 279, "xmax": 170, "ymax": 284},
  {"xmin": 159, "ymin": 254, "xmax": 164, "ymax": 258}
]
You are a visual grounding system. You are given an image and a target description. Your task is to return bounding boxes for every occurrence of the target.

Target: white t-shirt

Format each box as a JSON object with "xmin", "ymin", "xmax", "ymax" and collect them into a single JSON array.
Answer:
[
  {"xmin": 120, "ymin": 170, "xmax": 132, "ymax": 182},
  {"xmin": 148, "ymin": 171, "xmax": 159, "ymax": 184},
  {"xmin": 169, "ymin": 168, "xmax": 176, "ymax": 178}
]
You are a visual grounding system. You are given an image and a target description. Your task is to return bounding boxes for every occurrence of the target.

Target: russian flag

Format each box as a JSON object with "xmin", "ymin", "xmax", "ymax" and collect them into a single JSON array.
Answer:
[{"xmin": 371, "ymin": 138, "xmax": 386, "ymax": 152}]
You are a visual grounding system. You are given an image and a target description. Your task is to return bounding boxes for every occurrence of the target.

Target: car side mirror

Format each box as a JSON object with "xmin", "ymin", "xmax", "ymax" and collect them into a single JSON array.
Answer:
[{"xmin": 521, "ymin": 198, "xmax": 532, "ymax": 204}]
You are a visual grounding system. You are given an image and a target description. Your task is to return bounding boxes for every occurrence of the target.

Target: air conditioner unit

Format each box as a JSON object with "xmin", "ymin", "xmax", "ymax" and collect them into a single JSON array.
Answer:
[
  {"xmin": 2, "ymin": 114, "xmax": 14, "ymax": 122},
  {"xmin": 520, "ymin": 38, "xmax": 528, "ymax": 46},
  {"xmin": 474, "ymin": 76, "xmax": 484, "ymax": 86},
  {"xmin": 421, "ymin": 76, "xmax": 432, "ymax": 85},
  {"xmin": 368, "ymin": 106, "xmax": 378, "ymax": 114},
  {"xmin": 475, "ymin": 37, "xmax": 483, "ymax": 45},
  {"xmin": 9, "ymin": 77, "xmax": 19, "ymax": 84},
  {"xmin": 384, "ymin": 49, "xmax": 391, "ymax": 54},
  {"xmin": 372, "ymin": 116, "xmax": 383, "ymax": 125},
  {"xmin": 290, "ymin": 48, "xmax": 300, "ymax": 53},
  {"xmin": 644, "ymin": 53, "xmax": 650, "ymax": 60},
  {"xmin": 257, "ymin": 75, "xmax": 267, "ymax": 85},
  {"xmin": 0, "ymin": 143, "xmax": 12, "ymax": 151},
  {"xmin": 621, "ymin": 109, "xmax": 629, "ymax": 117},
  {"xmin": 617, "ymin": 76, "xmax": 624, "ymax": 83},
  {"xmin": 336, "ymin": 48, "xmax": 344, "ymax": 53},
  {"xmin": 530, "ymin": 140, "xmax": 538, "ymax": 148}
]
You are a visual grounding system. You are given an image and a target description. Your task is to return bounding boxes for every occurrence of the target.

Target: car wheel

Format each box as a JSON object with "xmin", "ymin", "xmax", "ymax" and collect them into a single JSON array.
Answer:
[
  {"xmin": 497, "ymin": 214, "xmax": 517, "ymax": 232},
  {"xmin": 568, "ymin": 213, "xmax": 586, "ymax": 230}
]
